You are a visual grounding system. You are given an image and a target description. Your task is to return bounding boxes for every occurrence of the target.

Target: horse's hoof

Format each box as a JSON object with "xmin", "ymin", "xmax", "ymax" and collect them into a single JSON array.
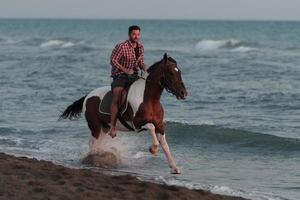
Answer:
[
  {"xmin": 170, "ymin": 167, "xmax": 181, "ymax": 174},
  {"xmin": 108, "ymin": 127, "xmax": 117, "ymax": 138},
  {"xmin": 149, "ymin": 145, "xmax": 159, "ymax": 155},
  {"xmin": 103, "ymin": 127, "xmax": 110, "ymax": 133},
  {"xmin": 108, "ymin": 131, "xmax": 116, "ymax": 138}
]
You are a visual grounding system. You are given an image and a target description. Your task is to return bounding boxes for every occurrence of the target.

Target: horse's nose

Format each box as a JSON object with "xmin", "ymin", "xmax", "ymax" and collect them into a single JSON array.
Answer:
[
  {"xmin": 181, "ymin": 90, "xmax": 187, "ymax": 99},
  {"xmin": 180, "ymin": 83, "xmax": 187, "ymax": 98}
]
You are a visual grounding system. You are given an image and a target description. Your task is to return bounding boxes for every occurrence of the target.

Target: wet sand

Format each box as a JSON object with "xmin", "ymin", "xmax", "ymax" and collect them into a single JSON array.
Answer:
[{"xmin": 0, "ymin": 153, "xmax": 247, "ymax": 200}]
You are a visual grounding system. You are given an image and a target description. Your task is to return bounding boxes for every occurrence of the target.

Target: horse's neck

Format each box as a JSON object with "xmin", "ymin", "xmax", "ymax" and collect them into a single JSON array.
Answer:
[
  {"xmin": 143, "ymin": 64, "xmax": 164, "ymax": 104},
  {"xmin": 127, "ymin": 70, "xmax": 163, "ymax": 116},
  {"xmin": 143, "ymin": 80, "xmax": 163, "ymax": 103}
]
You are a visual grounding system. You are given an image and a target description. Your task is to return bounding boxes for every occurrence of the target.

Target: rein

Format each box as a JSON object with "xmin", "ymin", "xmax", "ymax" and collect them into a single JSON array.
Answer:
[{"xmin": 144, "ymin": 63, "xmax": 180, "ymax": 96}]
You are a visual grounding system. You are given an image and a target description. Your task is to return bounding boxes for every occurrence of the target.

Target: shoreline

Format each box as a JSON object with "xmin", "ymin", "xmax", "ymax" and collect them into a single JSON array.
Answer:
[{"xmin": 0, "ymin": 153, "xmax": 248, "ymax": 200}]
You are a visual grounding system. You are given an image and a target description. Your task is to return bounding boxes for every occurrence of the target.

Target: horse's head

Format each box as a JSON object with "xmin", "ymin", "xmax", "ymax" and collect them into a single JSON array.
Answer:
[{"xmin": 160, "ymin": 53, "xmax": 187, "ymax": 100}]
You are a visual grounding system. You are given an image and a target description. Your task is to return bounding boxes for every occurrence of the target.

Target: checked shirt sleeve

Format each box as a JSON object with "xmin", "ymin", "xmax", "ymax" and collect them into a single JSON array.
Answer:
[
  {"xmin": 110, "ymin": 43, "xmax": 124, "ymax": 70},
  {"xmin": 138, "ymin": 45, "xmax": 146, "ymax": 70}
]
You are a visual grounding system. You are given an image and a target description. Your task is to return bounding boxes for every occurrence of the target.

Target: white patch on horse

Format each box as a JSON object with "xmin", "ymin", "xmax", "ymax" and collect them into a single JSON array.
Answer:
[
  {"xmin": 174, "ymin": 67, "xmax": 179, "ymax": 72},
  {"xmin": 82, "ymin": 86, "xmax": 110, "ymax": 114},
  {"xmin": 82, "ymin": 74, "xmax": 148, "ymax": 132},
  {"xmin": 82, "ymin": 86, "xmax": 130, "ymax": 131},
  {"xmin": 127, "ymin": 75, "xmax": 148, "ymax": 116}
]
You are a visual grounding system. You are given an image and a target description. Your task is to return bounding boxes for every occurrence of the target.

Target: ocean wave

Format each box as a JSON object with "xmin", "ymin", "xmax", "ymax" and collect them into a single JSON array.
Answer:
[
  {"xmin": 231, "ymin": 46, "xmax": 254, "ymax": 52},
  {"xmin": 0, "ymin": 37, "xmax": 19, "ymax": 44},
  {"xmin": 61, "ymin": 42, "xmax": 76, "ymax": 48},
  {"xmin": 0, "ymin": 136, "xmax": 22, "ymax": 146},
  {"xmin": 39, "ymin": 39, "xmax": 95, "ymax": 52},
  {"xmin": 21, "ymin": 38, "xmax": 45, "ymax": 46},
  {"xmin": 0, "ymin": 127, "xmax": 38, "ymax": 137},
  {"xmin": 40, "ymin": 39, "xmax": 76, "ymax": 48},
  {"xmin": 154, "ymin": 176, "xmax": 287, "ymax": 200},
  {"xmin": 195, "ymin": 39, "xmax": 254, "ymax": 52},
  {"xmin": 165, "ymin": 121, "xmax": 300, "ymax": 152}
]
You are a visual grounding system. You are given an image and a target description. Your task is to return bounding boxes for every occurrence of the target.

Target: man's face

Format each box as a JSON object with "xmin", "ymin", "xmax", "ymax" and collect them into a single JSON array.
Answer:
[{"xmin": 129, "ymin": 30, "xmax": 140, "ymax": 43}]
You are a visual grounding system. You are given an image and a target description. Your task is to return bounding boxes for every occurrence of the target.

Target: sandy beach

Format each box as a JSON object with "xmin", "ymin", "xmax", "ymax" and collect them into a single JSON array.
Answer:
[{"xmin": 0, "ymin": 153, "xmax": 248, "ymax": 200}]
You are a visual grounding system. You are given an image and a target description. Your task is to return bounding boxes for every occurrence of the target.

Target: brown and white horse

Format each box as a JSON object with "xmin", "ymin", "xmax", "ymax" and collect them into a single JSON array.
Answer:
[{"xmin": 60, "ymin": 53, "xmax": 187, "ymax": 174}]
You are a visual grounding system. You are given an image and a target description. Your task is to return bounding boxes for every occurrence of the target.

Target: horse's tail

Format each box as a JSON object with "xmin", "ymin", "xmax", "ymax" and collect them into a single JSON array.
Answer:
[{"xmin": 59, "ymin": 95, "xmax": 86, "ymax": 120}]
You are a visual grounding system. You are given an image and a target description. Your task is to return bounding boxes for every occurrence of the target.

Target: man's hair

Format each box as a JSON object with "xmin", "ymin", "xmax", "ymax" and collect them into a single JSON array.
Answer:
[{"xmin": 128, "ymin": 25, "xmax": 141, "ymax": 34}]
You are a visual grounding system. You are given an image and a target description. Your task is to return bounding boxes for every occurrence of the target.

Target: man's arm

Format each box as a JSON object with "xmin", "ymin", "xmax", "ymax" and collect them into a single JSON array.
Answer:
[
  {"xmin": 138, "ymin": 45, "xmax": 147, "ymax": 72},
  {"xmin": 110, "ymin": 44, "xmax": 129, "ymax": 73}
]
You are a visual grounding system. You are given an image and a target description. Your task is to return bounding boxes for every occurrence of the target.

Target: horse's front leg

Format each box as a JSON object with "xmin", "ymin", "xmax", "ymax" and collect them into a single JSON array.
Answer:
[
  {"xmin": 157, "ymin": 133, "xmax": 181, "ymax": 174},
  {"xmin": 143, "ymin": 123, "xmax": 160, "ymax": 155}
]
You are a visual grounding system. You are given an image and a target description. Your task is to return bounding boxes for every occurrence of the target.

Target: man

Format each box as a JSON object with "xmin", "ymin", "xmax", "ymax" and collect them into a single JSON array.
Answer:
[{"xmin": 109, "ymin": 25, "xmax": 147, "ymax": 138}]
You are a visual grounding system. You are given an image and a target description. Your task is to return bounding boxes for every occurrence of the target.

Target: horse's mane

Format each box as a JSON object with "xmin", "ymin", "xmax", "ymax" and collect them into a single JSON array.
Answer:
[
  {"xmin": 147, "ymin": 57, "xmax": 177, "ymax": 73},
  {"xmin": 147, "ymin": 60, "xmax": 161, "ymax": 73},
  {"xmin": 168, "ymin": 57, "xmax": 177, "ymax": 64}
]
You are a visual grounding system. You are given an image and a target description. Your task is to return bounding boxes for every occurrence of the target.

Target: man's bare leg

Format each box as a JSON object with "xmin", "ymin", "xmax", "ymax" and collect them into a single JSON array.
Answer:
[{"xmin": 109, "ymin": 87, "xmax": 123, "ymax": 138}]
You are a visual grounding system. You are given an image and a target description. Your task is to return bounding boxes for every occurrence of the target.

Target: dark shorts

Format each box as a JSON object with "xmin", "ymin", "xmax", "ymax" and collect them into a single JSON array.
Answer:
[{"xmin": 111, "ymin": 73, "xmax": 139, "ymax": 90}]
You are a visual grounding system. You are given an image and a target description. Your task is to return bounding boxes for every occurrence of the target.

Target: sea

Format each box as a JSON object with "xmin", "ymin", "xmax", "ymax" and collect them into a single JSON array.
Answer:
[{"xmin": 0, "ymin": 19, "xmax": 299, "ymax": 200}]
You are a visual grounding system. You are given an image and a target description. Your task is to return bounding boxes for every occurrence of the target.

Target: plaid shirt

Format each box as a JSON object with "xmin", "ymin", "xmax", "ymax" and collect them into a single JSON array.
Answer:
[{"xmin": 110, "ymin": 40, "xmax": 146, "ymax": 77}]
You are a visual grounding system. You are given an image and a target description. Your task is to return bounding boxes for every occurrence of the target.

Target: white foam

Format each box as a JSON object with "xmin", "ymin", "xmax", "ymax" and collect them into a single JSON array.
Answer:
[
  {"xmin": 40, "ymin": 40, "xmax": 65, "ymax": 48},
  {"xmin": 61, "ymin": 42, "xmax": 75, "ymax": 48},
  {"xmin": 133, "ymin": 151, "xmax": 150, "ymax": 159},
  {"xmin": 231, "ymin": 46, "xmax": 254, "ymax": 52},
  {"xmin": 209, "ymin": 185, "xmax": 239, "ymax": 195},
  {"xmin": 164, "ymin": 118, "xmax": 215, "ymax": 126},
  {"xmin": 156, "ymin": 177, "xmax": 287, "ymax": 200},
  {"xmin": 5, "ymin": 39, "xmax": 18, "ymax": 44},
  {"xmin": 0, "ymin": 38, "xmax": 19, "ymax": 44},
  {"xmin": 40, "ymin": 40, "xmax": 76, "ymax": 48},
  {"xmin": 0, "ymin": 136, "xmax": 23, "ymax": 145},
  {"xmin": 195, "ymin": 39, "xmax": 241, "ymax": 51}
]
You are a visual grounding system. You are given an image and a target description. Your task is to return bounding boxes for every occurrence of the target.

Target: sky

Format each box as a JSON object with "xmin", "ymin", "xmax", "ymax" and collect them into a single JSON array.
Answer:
[{"xmin": 1, "ymin": 0, "xmax": 300, "ymax": 21}]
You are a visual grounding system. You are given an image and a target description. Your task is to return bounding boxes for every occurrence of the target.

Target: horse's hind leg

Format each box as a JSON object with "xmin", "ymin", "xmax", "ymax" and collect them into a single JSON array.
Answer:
[
  {"xmin": 85, "ymin": 96, "xmax": 106, "ymax": 154},
  {"xmin": 87, "ymin": 121, "xmax": 103, "ymax": 154},
  {"xmin": 89, "ymin": 130, "xmax": 106, "ymax": 154}
]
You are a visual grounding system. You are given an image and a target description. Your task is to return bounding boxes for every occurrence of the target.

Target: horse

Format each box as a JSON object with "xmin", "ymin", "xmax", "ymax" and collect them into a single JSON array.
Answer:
[{"xmin": 59, "ymin": 53, "xmax": 187, "ymax": 174}]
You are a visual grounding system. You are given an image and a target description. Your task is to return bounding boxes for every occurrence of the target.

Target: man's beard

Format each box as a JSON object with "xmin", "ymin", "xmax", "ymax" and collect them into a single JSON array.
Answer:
[{"xmin": 130, "ymin": 38, "xmax": 139, "ymax": 43}]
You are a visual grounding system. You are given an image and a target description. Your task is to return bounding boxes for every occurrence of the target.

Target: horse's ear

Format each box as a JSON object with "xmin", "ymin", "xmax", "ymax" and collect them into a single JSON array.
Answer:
[{"xmin": 163, "ymin": 53, "xmax": 168, "ymax": 63}]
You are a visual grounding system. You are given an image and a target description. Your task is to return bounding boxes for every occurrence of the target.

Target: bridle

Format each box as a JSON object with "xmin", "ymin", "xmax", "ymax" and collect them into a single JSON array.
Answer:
[{"xmin": 144, "ymin": 62, "xmax": 182, "ymax": 97}]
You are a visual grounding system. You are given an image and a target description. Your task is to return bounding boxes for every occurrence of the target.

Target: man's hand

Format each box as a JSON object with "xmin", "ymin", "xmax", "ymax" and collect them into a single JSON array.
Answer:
[
  {"xmin": 124, "ymin": 68, "xmax": 134, "ymax": 75},
  {"xmin": 142, "ymin": 70, "xmax": 149, "ymax": 78}
]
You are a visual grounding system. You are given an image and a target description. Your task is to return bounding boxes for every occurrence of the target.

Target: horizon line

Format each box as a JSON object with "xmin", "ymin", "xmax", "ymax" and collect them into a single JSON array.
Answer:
[{"xmin": 0, "ymin": 17, "xmax": 300, "ymax": 22}]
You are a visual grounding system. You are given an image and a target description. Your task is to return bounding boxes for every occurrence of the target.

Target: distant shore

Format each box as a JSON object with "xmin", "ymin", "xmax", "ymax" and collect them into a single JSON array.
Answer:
[{"xmin": 0, "ymin": 153, "xmax": 247, "ymax": 200}]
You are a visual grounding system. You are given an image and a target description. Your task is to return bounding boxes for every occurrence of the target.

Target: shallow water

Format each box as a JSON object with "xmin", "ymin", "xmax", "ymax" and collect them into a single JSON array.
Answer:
[{"xmin": 0, "ymin": 19, "xmax": 300, "ymax": 200}]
